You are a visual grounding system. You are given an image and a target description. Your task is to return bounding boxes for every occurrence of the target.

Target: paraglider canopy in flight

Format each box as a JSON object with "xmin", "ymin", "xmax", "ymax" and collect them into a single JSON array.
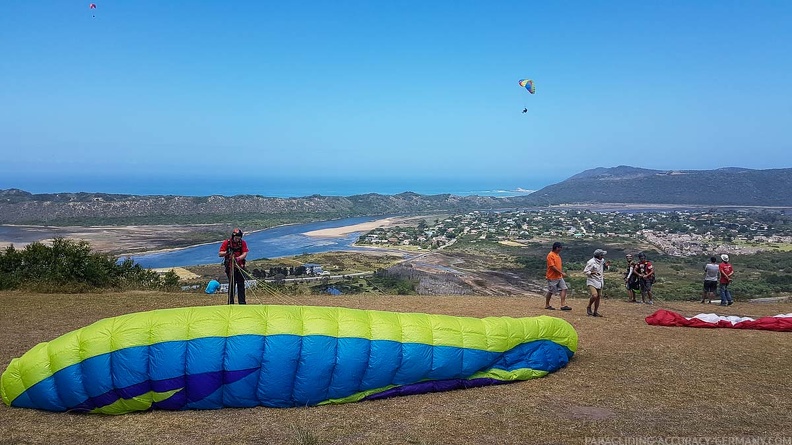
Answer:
[{"xmin": 518, "ymin": 79, "xmax": 535, "ymax": 94}]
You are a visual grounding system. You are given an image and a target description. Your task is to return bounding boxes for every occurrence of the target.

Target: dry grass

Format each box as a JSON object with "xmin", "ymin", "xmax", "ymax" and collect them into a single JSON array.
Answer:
[{"xmin": 1, "ymin": 291, "xmax": 791, "ymax": 445}]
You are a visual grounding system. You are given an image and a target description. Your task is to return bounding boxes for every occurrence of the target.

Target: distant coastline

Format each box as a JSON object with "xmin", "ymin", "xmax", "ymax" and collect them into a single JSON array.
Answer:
[{"xmin": 0, "ymin": 180, "xmax": 541, "ymax": 198}]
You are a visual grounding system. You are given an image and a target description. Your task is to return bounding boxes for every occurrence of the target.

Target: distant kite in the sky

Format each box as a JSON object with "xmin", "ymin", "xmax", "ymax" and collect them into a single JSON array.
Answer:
[
  {"xmin": 1, "ymin": 305, "xmax": 578, "ymax": 414},
  {"xmin": 89, "ymin": 3, "xmax": 96, "ymax": 17}
]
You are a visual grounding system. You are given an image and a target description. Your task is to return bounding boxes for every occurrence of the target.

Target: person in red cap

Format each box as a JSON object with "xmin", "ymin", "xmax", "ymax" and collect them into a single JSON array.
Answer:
[{"xmin": 218, "ymin": 228, "xmax": 249, "ymax": 304}]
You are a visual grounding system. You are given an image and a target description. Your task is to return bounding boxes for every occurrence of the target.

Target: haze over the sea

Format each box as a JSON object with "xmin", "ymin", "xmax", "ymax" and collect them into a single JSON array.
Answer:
[{"xmin": 4, "ymin": 175, "xmax": 547, "ymax": 198}]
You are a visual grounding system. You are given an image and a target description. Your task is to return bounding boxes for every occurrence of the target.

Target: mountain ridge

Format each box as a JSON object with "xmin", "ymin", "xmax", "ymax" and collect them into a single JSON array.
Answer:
[
  {"xmin": 3, "ymin": 166, "xmax": 792, "ymax": 224},
  {"xmin": 530, "ymin": 166, "xmax": 792, "ymax": 206}
]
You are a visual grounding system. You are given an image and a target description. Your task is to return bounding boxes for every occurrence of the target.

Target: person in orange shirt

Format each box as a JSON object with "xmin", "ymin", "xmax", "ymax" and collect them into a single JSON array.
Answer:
[{"xmin": 545, "ymin": 241, "xmax": 571, "ymax": 311}]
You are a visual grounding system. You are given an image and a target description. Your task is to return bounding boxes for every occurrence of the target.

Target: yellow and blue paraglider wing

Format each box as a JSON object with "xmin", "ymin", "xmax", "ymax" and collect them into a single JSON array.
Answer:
[{"xmin": 1, "ymin": 305, "xmax": 577, "ymax": 414}]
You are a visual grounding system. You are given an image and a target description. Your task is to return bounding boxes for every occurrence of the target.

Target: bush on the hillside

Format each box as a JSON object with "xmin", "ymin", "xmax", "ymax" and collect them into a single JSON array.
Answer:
[
  {"xmin": 0, "ymin": 238, "xmax": 177, "ymax": 292},
  {"xmin": 371, "ymin": 269, "xmax": 417, "ymax": 295}
]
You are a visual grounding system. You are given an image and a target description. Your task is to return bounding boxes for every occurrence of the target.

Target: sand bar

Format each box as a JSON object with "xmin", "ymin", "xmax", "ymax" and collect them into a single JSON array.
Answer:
[
  {"xmin": 303, "ymin": 216, "xmax": 431, "ymax": 238},
  {"xmin": 303, "ymin": 218, "xmax": 399, "ymax": 238}
]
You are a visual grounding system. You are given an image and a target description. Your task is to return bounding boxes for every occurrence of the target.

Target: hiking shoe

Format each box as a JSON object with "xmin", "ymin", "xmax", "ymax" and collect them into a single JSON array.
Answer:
[
  {"xmin": 647, "ymin": 301, "xmax": 654, "ymax": 305},
  {"xmin": 560, "ymin": 306, "xmax": 572, "ymax": 311},
  {"xmin": 586, "ymin": 307, "xmax": 593, "ymax": 316},
  {"xmin": 727, "ymin": 301, "xmax": 733, "ymax": 306},
  {"xmin": 592, "ymin": 312, "xmax": 603, "ymax": 317},
  {"xmin": 701, "ymin": 299, "xmax": 706, "ymax": 304},
  {"xmin": 545, "ymin": 306, "xmax": 556, "ymax": 310}
]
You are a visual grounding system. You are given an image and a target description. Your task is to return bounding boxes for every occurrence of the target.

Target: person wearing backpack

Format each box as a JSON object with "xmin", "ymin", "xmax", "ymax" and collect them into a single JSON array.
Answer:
[
  {"xmin": 624, "ymin": 253, "xmax": 640, "ymax": 303},
  {"xmin": 634, "ymin": 252, "xmax": 655, "ymax": 304},
  {"xmin": 218, "ymin": 228, "xmax": 249, "ymax": 304}
]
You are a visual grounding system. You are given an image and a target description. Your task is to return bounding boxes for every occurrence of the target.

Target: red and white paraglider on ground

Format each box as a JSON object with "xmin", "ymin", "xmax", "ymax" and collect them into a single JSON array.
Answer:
[{"xmin": 646, "ymin": 309, "xmax": 792, "ymax": 332}]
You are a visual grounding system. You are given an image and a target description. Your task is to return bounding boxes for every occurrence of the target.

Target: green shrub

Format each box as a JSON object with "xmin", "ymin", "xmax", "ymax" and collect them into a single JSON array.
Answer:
[{"xmin": 0, "ymin": 238, "xmax": 174, "ymax": 292}]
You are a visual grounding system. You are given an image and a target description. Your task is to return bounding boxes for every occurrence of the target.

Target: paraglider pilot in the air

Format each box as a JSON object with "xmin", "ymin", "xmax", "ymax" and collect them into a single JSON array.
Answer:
[{"xmin": 518, "ymin": 79, "xmax": 534, "ymax": 114}]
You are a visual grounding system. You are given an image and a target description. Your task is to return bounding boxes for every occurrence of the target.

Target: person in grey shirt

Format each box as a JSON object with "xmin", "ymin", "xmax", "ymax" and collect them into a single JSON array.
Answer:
[{"xmin": 702, "ymin": 256, "xmax": 719, "ymax": 304}]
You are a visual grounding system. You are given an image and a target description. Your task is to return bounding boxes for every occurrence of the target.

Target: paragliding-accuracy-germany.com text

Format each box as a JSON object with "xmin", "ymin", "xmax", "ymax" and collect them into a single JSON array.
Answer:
[{"xmin": 585, "ymin": 437, "xmax": 792, "ymax": 445}]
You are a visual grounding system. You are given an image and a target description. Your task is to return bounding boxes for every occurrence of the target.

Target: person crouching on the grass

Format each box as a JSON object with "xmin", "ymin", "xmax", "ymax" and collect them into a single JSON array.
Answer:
[
  {"xmin": 544, "ymin": 241, "xmax": 572, "ymax": 311},
  {"xmin": 584, "ymin": 249, "xmax": 607, "ymax": 317}
]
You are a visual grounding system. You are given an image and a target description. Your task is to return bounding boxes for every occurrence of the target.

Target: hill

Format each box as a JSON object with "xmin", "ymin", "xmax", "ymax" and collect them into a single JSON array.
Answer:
[
  {"xmin": 3, "ymin": 166, "xmax": 792, "ymax": 224},
  {"xmin": 0, "ymin": 189, "xmax": 529, "ymax": 225},
  {"xmin": 528, "ymin": 166, "xmax": 792, "ymax": 206}
]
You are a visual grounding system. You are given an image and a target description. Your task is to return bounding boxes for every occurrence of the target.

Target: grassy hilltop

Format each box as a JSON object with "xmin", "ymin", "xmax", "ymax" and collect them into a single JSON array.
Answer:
[{"xmin": 1, "ymin": 292, "xmax": 790, "ymax": 444}]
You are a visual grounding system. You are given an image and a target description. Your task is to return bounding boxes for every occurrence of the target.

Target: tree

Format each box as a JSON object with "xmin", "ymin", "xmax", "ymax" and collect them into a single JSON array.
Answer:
[{"xmin": 161, "ymin": 271, "xmax": 181, "ymax": 291}]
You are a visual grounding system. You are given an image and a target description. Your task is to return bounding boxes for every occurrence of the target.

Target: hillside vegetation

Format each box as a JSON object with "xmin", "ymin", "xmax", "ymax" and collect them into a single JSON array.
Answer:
[
  {"xmin": 0, "ymin": 238, "xmax": 179, "ymax": 292},
  {"xmin": 0, "ymin": 189, "xmax": 525, "ymax": 225}
]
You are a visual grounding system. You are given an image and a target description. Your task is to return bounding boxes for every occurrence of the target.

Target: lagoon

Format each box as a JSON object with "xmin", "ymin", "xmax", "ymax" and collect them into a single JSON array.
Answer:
[{"xmin": 126, "ymin": 216, "xmax": 382, "ymax": 268}]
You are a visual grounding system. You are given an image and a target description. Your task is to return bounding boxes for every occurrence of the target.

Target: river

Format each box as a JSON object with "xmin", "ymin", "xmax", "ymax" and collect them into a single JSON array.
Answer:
[{"xmin": 124, "ymin": 216, "xmax": 384, "ymax": 268}]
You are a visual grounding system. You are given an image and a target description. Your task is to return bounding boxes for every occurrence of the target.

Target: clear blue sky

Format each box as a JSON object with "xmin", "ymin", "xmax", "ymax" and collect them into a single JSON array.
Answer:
[{"xmin": 2, "ymin": 1, "xmax": 791, "ymax": 194}]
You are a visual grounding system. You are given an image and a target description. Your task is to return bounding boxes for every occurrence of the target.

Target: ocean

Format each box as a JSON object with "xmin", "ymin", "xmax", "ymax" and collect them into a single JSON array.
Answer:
[{"xmin": 1, "ymin": 175, "xmax": 548, "ymax": 198}]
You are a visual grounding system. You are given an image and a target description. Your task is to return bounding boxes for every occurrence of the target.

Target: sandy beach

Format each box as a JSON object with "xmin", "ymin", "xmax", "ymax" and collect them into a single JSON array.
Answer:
[{"xmin": 302, "ymin": 217, "xmax": 419, "ymax": 238}]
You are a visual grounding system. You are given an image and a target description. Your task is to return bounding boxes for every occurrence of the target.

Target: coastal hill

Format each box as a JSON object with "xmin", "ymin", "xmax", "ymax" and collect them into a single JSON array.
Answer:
[
  {"xmin": 2, "ymin": 166, "xmax": 792, "ymax": 224},
  {"xmin": 525, "ymin": 166, "xmax": 792, "ymax": 207},
  {"xmin": 0, "ymin": 189, "xmax": 521, "ymax": 225}
]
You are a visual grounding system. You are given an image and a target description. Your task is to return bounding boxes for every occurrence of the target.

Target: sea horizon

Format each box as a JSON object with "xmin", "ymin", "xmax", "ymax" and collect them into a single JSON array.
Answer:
[{"xmin": 0, "ymin": 175, "xmax": 557, "ymax": 198}]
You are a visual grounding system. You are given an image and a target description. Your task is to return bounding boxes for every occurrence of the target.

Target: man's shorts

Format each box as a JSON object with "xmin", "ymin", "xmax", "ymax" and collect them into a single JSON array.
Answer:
[
  {"xmin": 587, "ymin": 285, "xmax": 602, "ymax": 298},
  {"xmin": 626, "ymin": 279, "xmax": 640, "ymax": 291},
  {"xmin": 703, "ymin": 280, "xmax": 718, "ymax": 293},
  {"xmin": 639, "ymin": 278, "xmax": 653, "ymax": 293},
  {"xmin": 547, "ymin": 278, "xmax": 568, "ymax": 294}
]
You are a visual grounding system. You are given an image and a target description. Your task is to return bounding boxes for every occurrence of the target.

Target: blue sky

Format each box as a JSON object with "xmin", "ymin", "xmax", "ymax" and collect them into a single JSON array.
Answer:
[{"xmin": 2, "ymin": 1, "xmax": 791, "ymax": 195}]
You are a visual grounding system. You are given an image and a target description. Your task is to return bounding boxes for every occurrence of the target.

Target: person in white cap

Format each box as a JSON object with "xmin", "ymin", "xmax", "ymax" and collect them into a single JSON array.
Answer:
[
  {"xmin": 718, "ymin": 254, "xmax": 734, "ymax": 306},
  {"xmin": 584, "ymin": 249, "xmax": 607, "ymax": 316}
]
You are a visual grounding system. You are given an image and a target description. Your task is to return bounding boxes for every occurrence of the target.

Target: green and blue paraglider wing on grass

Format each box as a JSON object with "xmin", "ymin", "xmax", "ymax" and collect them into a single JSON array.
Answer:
[{"xmin": 1, "ymin": 305, "xmax": 577, "ymax": 414}]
